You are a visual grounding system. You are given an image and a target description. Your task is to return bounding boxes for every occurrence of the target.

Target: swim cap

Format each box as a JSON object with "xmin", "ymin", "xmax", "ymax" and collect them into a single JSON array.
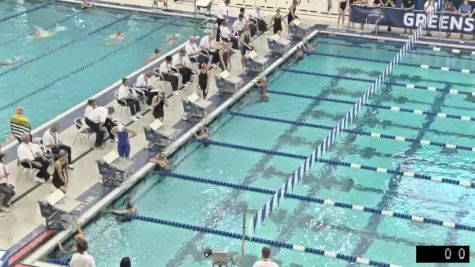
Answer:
[
  {"xmin": 16, "ymin": 107, "xmax": 24, "ymax": 114},
  {"xmin": 117, "ymin": 124, "xmax": 125, "ymax": 132}
]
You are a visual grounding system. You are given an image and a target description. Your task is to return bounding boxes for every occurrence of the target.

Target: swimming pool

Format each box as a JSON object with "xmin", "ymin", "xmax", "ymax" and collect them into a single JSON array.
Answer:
[
  {"xmin": 0, "ymin": 0, "xmax": 202, "ymax": 142},
  {"xmin": 48, "ymin": 34, "xmax": 475, "ymax": 266}
]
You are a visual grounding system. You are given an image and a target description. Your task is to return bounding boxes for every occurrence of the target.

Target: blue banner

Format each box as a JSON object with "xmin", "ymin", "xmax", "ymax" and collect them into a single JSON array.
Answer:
[{"xmin": 350, "ymin": 5, "xmax": 475, "ymax": 34}]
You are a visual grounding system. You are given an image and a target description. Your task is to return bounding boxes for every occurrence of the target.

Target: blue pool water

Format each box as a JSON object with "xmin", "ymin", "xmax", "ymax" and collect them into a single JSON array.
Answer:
[
  {"xmin": 0, "ymin": 0, "xmax": 202, "ymax": 142},
  {"xmin": 49, "ymin": 34, "xmax": 475, "ymax": 266}
]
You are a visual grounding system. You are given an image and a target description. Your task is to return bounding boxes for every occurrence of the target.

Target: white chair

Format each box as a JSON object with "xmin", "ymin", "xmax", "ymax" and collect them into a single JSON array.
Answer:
[
  {"xmin": 73, "ymin": 117, "xmax": 93, "ymax": 145},
  {"xmin": 114, "ymin": 92, "xmax": 129, "ymax": 114}
]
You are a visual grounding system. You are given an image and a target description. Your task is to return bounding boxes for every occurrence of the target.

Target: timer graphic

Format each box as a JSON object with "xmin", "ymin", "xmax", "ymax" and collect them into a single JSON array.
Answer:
[{"xmin": 416, "ymin": 246, "xmax": 470, "ymax": 263}]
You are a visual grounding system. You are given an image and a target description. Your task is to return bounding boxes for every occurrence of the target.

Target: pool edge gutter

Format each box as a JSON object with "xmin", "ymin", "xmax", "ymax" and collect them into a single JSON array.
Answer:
[{"xmin": 22, "ymin": 29, "xmax": 320, "ymax": 265}]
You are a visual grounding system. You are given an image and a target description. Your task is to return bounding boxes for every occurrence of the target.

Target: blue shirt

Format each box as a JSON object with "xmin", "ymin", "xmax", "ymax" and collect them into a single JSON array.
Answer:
[{"xmin": 460, "ymin": 4, "xmax": 472, "ymax": 15}]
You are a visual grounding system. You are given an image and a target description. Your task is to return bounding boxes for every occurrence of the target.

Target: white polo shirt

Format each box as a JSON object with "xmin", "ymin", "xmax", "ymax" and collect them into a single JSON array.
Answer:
[
  {"xmin": 0, "ymin": 163, "xmax": 9, "ymax": 185},
  {"xmin": 159, "ymin": 61, "xmax": 171, "ymax": 74},
  {"xmin": 252, "ymin": 259, "xmax": 279, "ymax": 267},
  {"xmin": 117, "ymin": 84, "xmax": 130, "ymax": 100},
  {"xmin": 185, "ymin": 42, "xmax": 200, "ymax": 56},
  {"xmin": 251, "ymin": 8, "xmax": 263, "ymax": 19},
  {"xmin": 42, "ymin": 130, "xmax": 59, "ymax": 147},
  {"xmin": 17, "ymin": 142, "xmax": 36, "ymax": 162},
  {"xmin": 84, "ymin": 105, "xmax": 94, "ymax": 118},
  {"xmin": 70, "ymin": 252, "xmax": 96, "ymax": 267},
  {"xmin": 220, "ymin": 25, "xmax": 231, "ymax": 38},
  {"xmin": 199, "ymin": 36, "xmax": 214, "ymax": 50},
  {"xmin": 87, "ymin": 106, "xmax": 108, "ymax": 124},
  {"xmin": 216, "ymin": 2, "xmax": 228, "ymax": 19},
  {"xmin": 232, "ymin": 19, "xmax": 245, "ymax": 32},
  {"xmin": 136, "ymin": 73, "xmax": 148, "ymax": 87}
]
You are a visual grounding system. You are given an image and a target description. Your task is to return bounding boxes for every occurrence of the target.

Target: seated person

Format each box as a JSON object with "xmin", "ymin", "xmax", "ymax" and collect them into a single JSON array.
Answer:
[
  {"xmin": 17, "ymin": 133, "xmax": 50, "ymax": 183},
  {"xmin": 42, "ymin": 123, "xmax": 74, "ymax": 169},
  {"xmin": 135, "ymin": 71, "xmax": 156, "ymax": 105},
  {"xmin": 86, "ymin": 105, "xmax": 116, "ymax": 148},
  {"xmin": 149, "ymin": 153, "xmax": 170, "ymax": 170},
  {"xmin": 232, "ymin": 14, "xmax": 246, "ymax": 35},
  {"xmin": 52, "ymin": 151, "xmax": 69, "ymax": 193},
  {"xmin": 159, "ymin": 56, "xmax": 180, "ymax": 93},
  {"xmin": 219, "ymin": 20, "xmax": 239, "ymax": 50},
  {"xmin": 199, "ymin": 33, "xmax": 219, "ymax": 65},
  {"xmin": 81, "ymin": 0, "xmax": 93, "ymax": 9},
  {"xmin": 172, "ymin": 50, "xmax": 193, "ymax": 86},
  {"xmin": 185, "ymin": 36, "xmax": 209, "ymax": 65},
  {"xmin": 194, "ymin": 127, "xmax": 210, "ymax": 141},
  {"xmin": 117, "ymin": 77, "xmax": 142, "ymax": 121},
  {"xmin": 0, "ymin": 153, "xmax": 14, "ymax": 212}
]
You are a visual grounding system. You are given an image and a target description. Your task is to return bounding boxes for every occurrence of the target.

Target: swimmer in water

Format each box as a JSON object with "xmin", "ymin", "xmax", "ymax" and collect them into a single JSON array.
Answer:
[
  {"xmin": 34, "ymin": 24, "xmax": 66, "ymax": 39},
  {"xmin": 106, "ymin": 32, "xmax": 125, "ymax": 45},
  {"xmin": 57, "ymin": 220, "xmax": 86, "ymax": 254},
  {"xmin": 149, "ymin": 152, "xmax": 170, "ymax": 170},
  {"xmin": 144, "ymin": 48, "xmax": 161, "ymax": 65},
  {"xmin": 166, "ymin": 34, "xmax": 179, "ymax": 47},
  {"xmin": 255, "ymin": 78, "xmax": 269, "ymax": 101},
  {"xmin": 303, "ymin": 40, "xmax": 316, "ymax": 55},
  {"xmin": 194, "ymin": 127, "xmax": 210, "ymax": 141},
  {"xmin": 109, "ymin": 200, "xmax": 137, "ymax": 222},
  {"xmin": 81, "ymin": 0, "xmax": 93, "ymax": 9},
  {"xmin": 0, "ymin": 57, "xmax": 22, "ymax": 67}
]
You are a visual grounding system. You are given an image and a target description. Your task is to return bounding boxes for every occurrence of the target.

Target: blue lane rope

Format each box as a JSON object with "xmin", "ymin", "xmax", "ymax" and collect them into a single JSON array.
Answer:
[
  {"xmin": 0, "ymin": 1, "xmax": 52, "ymax": 24},
  {"xmin": 0, "ymin": 9, "xmax": 91, "ymax": 47},
  {"xmin": 268, "ymin": 89, "xmax": 475, "ymax": 122},
  {"xmin": 120, "ymin": 214, "xmax": 400, "ymax": 267},
  {"xmin": 0, "ymin": 14, "xmax": 132, "ymax": 78},
  {"xmin": 318, "ymin": 34, "xmax": 475, "ymax": 56},
  {"xmin": 196, "ymin": 139, "xmax": 475, "ymax": 189},
  {"xmin": 0, "ymin": 18, "xmax": 179, "ymax": 111},
  {"xmin": 157, "ymin": 171, "xmax": 475, "ymax": 232},
  {"xmin": 281, "ymin": 68, "xmax": 475, "ymax": 97},
  {"xmin": 312, "ymin": 51, "xmax": 474, "ymax": 74},
  {"xmin": 228, "ymin": 111, "xmax": 475, "ymax": 153}
]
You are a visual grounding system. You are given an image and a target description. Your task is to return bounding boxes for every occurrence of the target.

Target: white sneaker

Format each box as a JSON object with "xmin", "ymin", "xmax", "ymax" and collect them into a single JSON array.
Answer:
[
  {"xmin": 172, "ymin": 91, "xmax": 180, "ymax": 95},
  {"xmin": 137, "ymin": 114, "xmax": 143, "ymax": 118},
  {"xmin": 132, "ymin": 116, "xmax": 139, "ymax": 122},
  {"xmin": 0, "ymin": 207, "xmax": 10, "ymax": 213},
  {"xmin": 34, "ymin": 177, "xmax": 45, "ymax": 184},
  {"xmin": 68, "ymin": 164, "xmax": 75, "ymax": 169}
]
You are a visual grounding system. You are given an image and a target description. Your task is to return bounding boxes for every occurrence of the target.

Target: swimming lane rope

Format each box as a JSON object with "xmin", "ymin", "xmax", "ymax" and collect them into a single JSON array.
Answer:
[
  {"xmin": 0, "ymin": 1, "xmax": 52, "ymax": 24},
  {"xmin": 196, "ymin": 139, "xmax": 475, "ymax": 189},
  {"xmin": 228, "ymin": 111, "xmax": 475, "ymax": 153},
  {"xmin": 282, "ymin": 68, "xmax": 475, "ymax": 97},
  {"xmin": 0, "ymin": 18, "xmax": 179, "ymax": 111},
  {"xmin": 157, "ymin": 171, "xmax": 475, "ymax": 232},
  {"xmin": 0, "ymin": 14, "xmax": 132, "ymax": 77}
]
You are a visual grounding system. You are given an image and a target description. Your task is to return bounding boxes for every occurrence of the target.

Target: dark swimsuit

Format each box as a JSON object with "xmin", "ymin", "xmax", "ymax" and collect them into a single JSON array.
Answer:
[
  {"xmin": 273, "ymin": 15, "xmax": 282, "ymax": 34},
  {"xmin": 288, "ymin": 6, "xmax": 297, "ymax": 24},
  {"xmin": 153, "ymin": 98, "xmax": 165, "ymax": 119},
  {"xmin": 240, "ymin": 34, "xmax": 253, "ymax": 56},
  {"xmin": 52, "ymin": 164, "xmax": 66, "ymax": 189},
  {"xmin": 198, "ymin": 72, "xmax": 208, "ymax": 97}
]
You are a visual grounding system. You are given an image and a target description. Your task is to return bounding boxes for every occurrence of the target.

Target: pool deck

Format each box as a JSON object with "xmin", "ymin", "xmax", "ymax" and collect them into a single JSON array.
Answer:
[
  {"xmin": 1, "ymin": 0, "xmax": 475, "ymax": 265},
  {"xmin": 0, "ymin": 0, "xmax": 314, "ymax": 264}
]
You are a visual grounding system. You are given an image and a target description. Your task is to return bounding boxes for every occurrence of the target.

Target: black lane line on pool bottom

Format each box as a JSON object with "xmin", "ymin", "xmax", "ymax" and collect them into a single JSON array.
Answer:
[{"xmin": 0, "ymin": 2, "xmax": 52, "ymax": 24}]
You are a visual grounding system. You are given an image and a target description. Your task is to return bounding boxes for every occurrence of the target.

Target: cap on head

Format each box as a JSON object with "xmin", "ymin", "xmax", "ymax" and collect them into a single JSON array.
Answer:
[
  {"xmin": 16, "ymin": 107, "xmax": 24, "ymax": 115},
  {"xmin": 117, "ymin": 124, "xmax": 125, "ymax": 132}
]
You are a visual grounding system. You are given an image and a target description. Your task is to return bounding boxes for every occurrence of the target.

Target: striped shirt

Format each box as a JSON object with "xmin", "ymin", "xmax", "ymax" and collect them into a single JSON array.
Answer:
[{"xmin": 10, "ymin": 114, "xmax": 31, "ymax": 140}]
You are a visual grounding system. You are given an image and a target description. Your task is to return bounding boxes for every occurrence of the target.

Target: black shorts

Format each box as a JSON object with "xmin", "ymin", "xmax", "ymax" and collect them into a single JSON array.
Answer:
[{"xmin": 339, "ymin": 1, "xmax": 347, "ymax": 11}]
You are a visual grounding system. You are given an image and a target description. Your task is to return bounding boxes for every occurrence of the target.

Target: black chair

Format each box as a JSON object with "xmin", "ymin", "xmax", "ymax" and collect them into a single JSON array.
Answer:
[{"xmin": 97, "ymin": 160, "xmax": 124, "ymax": 186}]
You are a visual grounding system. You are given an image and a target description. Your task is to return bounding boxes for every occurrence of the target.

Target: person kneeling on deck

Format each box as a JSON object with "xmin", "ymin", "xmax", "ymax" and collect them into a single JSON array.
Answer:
[
  {"xmin": 118, "ymin": 77, "xmax": 142, "ymax": 121},
  {"xmin": 86, "ymin": 105, "xmax": 116, "ymax": 148},
  {"xmin": 109, "ymin": 200, "xmax": 137, "ymax": 222},
  {"xmin": 172, "ymin": 50, "xmax": 193, "ymax": 87},
  {"xmin": 43, "ymin": 123, "xmax": 74, "ymax": 169},
  {"xmin": 52, "ymin": 150, "xmax": 69, "ymax": 193},
  {"xmin": 17, "ymin": 133, "xmax": 51, "ymax": 183},
  {"xmin": 0, "ymin": 153, "xmax": 15, "ymax": 212},
  {"xmin": 149, "ymin": 152, "xmax": 169, "ymax": 170},
  {"xmin": 160, "ymin": 56, "xmax": 180, "ymax": 94}
]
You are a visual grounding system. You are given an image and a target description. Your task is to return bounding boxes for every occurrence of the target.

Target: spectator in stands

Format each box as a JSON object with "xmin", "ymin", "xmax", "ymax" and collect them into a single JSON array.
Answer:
[
  {"xmin": 10, "ymin": 107, "xmax": 31, "ymax": 143},
  {"xmin": 218, "ymin": 41, "xmax": 232, "ymax": 71},
  {"xmin": 197, "ymin": 63, "xmax": 211, "ymax": 99},
  {"xmin": 220, "ymin": 20, "xmax": 239, "ymax": 50},
  {"xmin": 111, "ymin": 124, "xmax": 137, "ymax": 159},
  {"xmin": 444, "ymin": 0, "xmax": 456, "ymax": 12},
  {"xmin": 151, "ymin": 92, "xmax": 168, "ymax": 121},
  {"xmin": 52, "ymin": 150, "xmax": 69, "ymax": 193},
  {"xmin": 159, "ymin": 56, "xmax": 180, "ymax": 94},
  {"xmin": 0, "ymin": 153, "xmax": 15, "ymax": 212},
  {"xmin": 135, "ymin": 71, "xmax": 155, "ymax": 105},
  {"xmin": 199, "ymin": 34, "xmax": 219, "ymax": 65},
  {"xmin": 424, "ymin": 0, "xmax": 437, "ymax": 36},
  {"xmin": 144, "ymin": 48, "xmax": 161, "ymax": 65},
  {"xmin": 86, "ymin": 106, "xmax": 115, "ymax": 148},
  {"xmin": 216, "ymin": 0, "xmax": 230, "ymax": 41},
  {"xmin": 172, "ymin": 50, "xmax": 193, "ymax": 86},
  {"xmin": 149, "ymin": 153, "xmax": 169, "ymax": 169},
  {"xmin": 17, "ymin": 133, "xmax": 50, "ymax": 183},
  {"xmin": 232, "ymin": 14, "xmax": 246, "ymax": 35},
  {"xmin": 272, "ymin": 9, "xmax": 284, "ymax": 35},
  {"xmin": 120, "ymin": 257, "xmax": 132, "ymax": 267},
  {"xmin": 186, "ymin": 36, "xmax": 209, "ymax": 65},
  {"xmin": 70, "ymin": 239, "xmax": 96, "ymax": 267},
  {"xmin": 240, "ymin": 26, "xmax": 255, "ymax": 68},
  {"xmin": 459, "ymin": 0, "xmax": 472, "ymax": 40},
  {"xmin": 43, "ymin": 123, "xmax": 74, "ymax": 169},
  {"xmin": 117, "ymin": 78, "xmax": 142, "ymax": 121},
  {"xmin": 402, "ymin": 0, "xmax": 415, "ymax": 34},
  {"xmin": 252, "ymin": 247, "xmax": 278, "ymax": 267}
]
